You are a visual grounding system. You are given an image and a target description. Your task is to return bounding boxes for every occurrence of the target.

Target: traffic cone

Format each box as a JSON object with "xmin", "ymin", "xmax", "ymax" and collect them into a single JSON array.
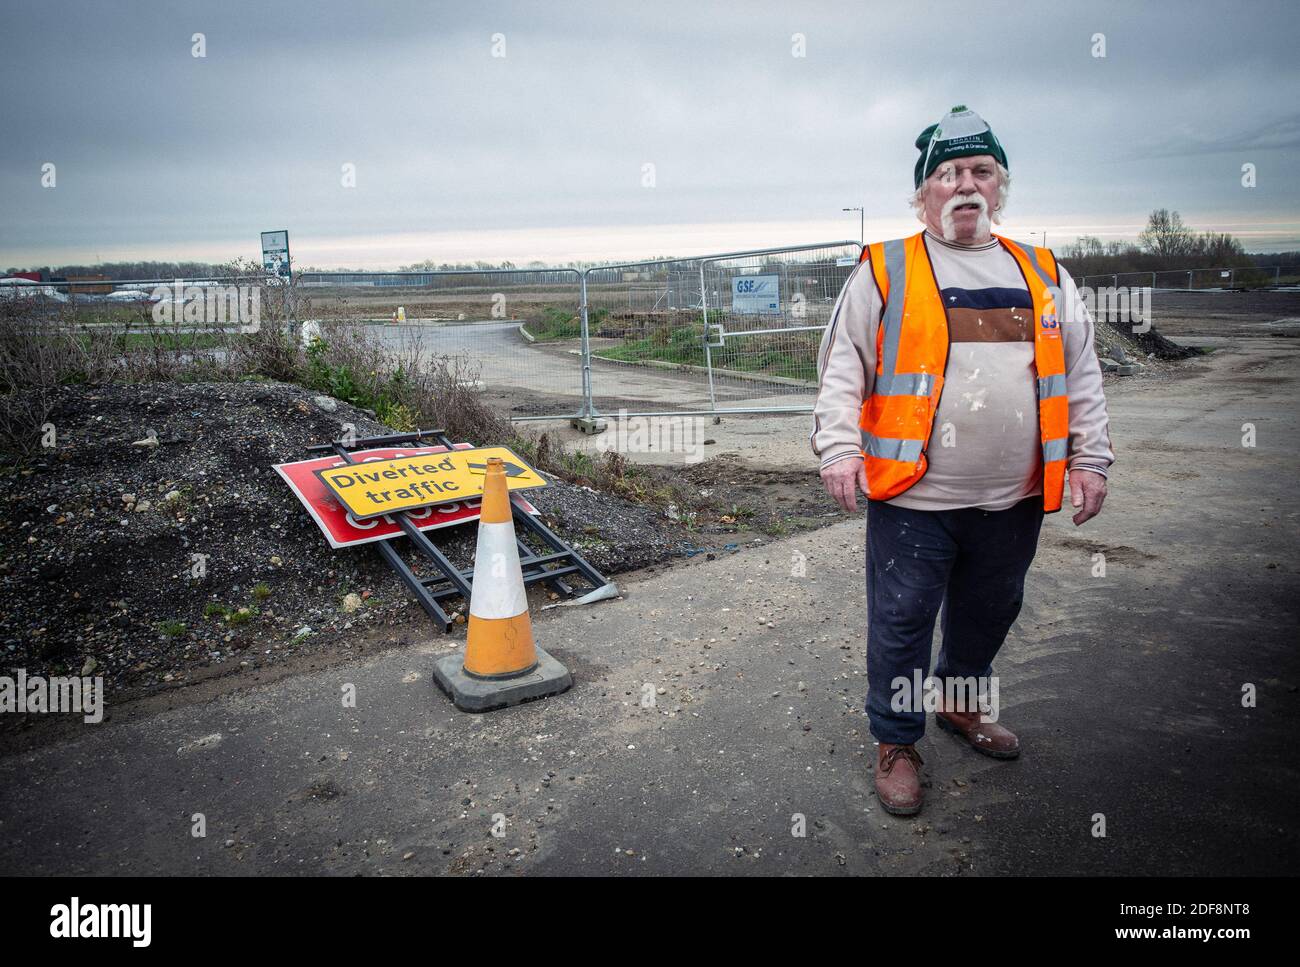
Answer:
[{"xmin": 432, "ymin": 457, "xmax": 572, "ymax": 711}]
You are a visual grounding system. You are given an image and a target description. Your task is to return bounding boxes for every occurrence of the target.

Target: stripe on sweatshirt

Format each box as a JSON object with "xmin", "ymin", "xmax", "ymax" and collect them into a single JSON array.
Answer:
[{"xmin": 940, "ymin": 286, "xmax": 1033, "ymax": 310}]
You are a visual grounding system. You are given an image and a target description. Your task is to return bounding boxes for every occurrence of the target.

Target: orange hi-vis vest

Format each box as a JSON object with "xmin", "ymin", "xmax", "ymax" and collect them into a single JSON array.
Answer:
[{"xmin": 857, "ymin": 232, "xmax": 1070, "ymax": 512}]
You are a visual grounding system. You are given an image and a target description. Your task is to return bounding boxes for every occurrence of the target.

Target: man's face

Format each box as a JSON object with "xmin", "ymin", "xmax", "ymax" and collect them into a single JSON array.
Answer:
[{"xmin": 921, "ymin": 154, "xmax": 1000, "ymax": 243}]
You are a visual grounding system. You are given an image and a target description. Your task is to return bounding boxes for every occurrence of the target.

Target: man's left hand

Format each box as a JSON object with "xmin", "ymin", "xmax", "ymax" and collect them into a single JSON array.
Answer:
[{"xmin": 1069, "ymin": 469, "xmax": 1107, "ymax": 526}]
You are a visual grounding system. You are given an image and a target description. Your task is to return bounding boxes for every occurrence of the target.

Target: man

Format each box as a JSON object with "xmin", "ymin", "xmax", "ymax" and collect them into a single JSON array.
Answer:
[{"xmin": 811, "ymin": 106, "xmax": 1113, "ymax": 816}]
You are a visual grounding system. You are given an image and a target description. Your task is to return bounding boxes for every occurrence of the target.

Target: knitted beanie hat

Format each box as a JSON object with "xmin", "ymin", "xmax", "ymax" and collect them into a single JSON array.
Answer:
[{"xmin": 914, "ymin": 105, "xmax": 1008, "ymax": 188}]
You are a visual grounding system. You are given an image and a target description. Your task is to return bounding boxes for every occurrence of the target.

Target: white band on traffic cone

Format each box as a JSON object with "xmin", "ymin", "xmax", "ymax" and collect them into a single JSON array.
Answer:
[{"xmin": 468, "ymin": 521, "xmax": 527, "ymax": 620}]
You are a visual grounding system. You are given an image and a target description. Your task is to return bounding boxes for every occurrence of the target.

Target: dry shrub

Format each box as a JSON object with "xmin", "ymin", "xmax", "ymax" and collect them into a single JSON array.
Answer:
[
  {"xmin": 0, "ymin": 300, "xmax": 92, "ymax": 455},
  {"xmin": 2, "ymin": 270, "xmax": 547, "ymax": 473}
]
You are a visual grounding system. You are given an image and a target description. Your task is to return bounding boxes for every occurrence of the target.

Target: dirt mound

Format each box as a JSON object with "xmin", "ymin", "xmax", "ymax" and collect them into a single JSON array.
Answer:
[
  {"xmin": 0, "ymin": 381, "xmax": 690, "ymax": 699},
  {"xmin": 1100, "ymin": 316, "xmax": 1199, "ymax": 360},
  {"xmin": 1091, "ymin": 312, "xmax": 1195, "ymax": 362}
]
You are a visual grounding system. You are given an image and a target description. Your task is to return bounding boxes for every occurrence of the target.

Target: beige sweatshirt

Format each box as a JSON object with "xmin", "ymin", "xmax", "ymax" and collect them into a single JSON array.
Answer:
[{"xmin": 810, "ymin": 231, "xmax": 1114, "ymax": 511}]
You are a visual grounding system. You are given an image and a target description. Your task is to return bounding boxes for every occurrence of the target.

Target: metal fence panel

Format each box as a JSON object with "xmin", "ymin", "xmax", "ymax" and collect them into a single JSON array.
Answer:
[
  {"xmin": 3, "ymin": 242, "xmax": 882, "ymax": 424},
  {"xmin": 298, "ymin": 268, "xmax": 586, "ymax": 419},
  {"xmin": 1076, "ymin": 265, "xmax": 1290, "ymax": 291},
  {"xmin": 700, "ymin": 243, "xmax": 862, "ymax": 412},
  {"xmin": 581, "ymin": 257, "xmax": 715, "ymax": 416},
  {"xmin": 578, "ymin": 241, "xmax": 861, "ymax": 418}
]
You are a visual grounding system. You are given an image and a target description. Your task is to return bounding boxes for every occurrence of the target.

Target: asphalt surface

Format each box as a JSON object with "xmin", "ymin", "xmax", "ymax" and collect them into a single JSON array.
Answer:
[
  {"xmin": 1, "ymin": 336, "xmax": 1297, "ymax": 876},
  {"xmin": 371, "ymin": 321, "xmax": 574, "ymax": 394},
  {"xmin": 369, "ymin": 320, "xmax": 809, "ymax": 416}
]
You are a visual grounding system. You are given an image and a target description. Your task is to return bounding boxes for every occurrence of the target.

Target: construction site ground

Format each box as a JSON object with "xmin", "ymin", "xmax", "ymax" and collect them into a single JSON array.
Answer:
[{"xmin": 1, "ymin": 298, "xmax": 1296, "ymax": 876}]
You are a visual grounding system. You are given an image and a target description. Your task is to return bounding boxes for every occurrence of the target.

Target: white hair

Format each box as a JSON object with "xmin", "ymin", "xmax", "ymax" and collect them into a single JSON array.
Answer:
[{"xmin": 911, "ymin": 161, "xmax": 1011, "ymax": 224}]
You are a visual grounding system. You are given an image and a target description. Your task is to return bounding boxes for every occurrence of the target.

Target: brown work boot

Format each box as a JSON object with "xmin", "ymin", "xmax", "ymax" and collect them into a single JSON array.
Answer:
[
  {"xmin": 934, "ymin": 702, "xmax": 1020, "ymax": 759},
  {"xmin": 874, "ymin": 743, "xmax": 924, "ymax": 816}
]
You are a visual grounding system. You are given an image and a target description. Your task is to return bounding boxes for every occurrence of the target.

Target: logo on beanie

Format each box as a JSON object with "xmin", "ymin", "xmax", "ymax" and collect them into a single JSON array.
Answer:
[{"xmin": 915, "ymin": 105, "xmax": 1008, "ymax": 188}]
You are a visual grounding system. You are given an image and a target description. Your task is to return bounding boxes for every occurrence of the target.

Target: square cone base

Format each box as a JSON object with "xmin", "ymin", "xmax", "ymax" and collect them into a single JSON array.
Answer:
[{"xmin": 432, "ymin": 646, "xmax": 573, "ymax": 712}]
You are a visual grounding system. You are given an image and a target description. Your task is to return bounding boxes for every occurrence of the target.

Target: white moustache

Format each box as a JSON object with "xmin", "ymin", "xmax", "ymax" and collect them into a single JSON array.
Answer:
[
  {"xmin": 940, "ymin": 193, "xmax": 991, "ymax": 241},
  {"xmin": 941, "ymin": 193, "xmax": 988, "ymax": 218}
]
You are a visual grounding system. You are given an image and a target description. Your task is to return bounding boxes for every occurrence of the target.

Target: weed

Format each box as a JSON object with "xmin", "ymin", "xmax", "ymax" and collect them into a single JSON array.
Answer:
[{"xmin": 227, "ymin": 606, "xmax": 258, "ymax": 626}]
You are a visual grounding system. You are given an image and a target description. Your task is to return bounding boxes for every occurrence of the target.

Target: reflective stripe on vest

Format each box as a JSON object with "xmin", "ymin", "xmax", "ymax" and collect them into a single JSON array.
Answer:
[
  {"xmin": 1038, "ymin": 373, "xmax": 1067, "ymax": 399},
  {"xmin": 860, "ymin": 432, "xmax": 924, "ymax": 463},
  {"xmin": 856, "ymin": 232, "xmax": 1071, "ymax": 512},
  {"xmin": 1043, "ymin": 437, "xmax": 1069, "ymax": 462}
]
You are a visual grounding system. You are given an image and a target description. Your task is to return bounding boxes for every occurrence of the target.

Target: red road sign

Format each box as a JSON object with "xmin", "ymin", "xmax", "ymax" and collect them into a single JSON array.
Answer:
[{"xmin": 274, "ymin": 443, "xmax": 539, "ymax": 549}]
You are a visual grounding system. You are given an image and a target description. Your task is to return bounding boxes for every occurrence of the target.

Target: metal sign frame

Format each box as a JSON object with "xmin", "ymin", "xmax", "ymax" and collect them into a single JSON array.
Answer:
[{"xmin": 304, "ymin": 428, "xmax": 610, "ymax": 632}]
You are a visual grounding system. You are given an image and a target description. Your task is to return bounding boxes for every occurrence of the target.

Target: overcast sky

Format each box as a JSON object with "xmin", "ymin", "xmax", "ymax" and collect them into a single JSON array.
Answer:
[{"xmin": 2, "ymin": 0, "xmax": 1298, "ymax": 269}]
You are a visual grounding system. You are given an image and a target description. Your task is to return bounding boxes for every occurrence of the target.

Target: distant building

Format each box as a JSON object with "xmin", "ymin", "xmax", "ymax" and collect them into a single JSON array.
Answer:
[
  {"xmin": 66, "ymin": 274, "xmax": 113, "ymax": 294},
  {"xmin": 0, "ymin": 277, "xmax": 67, "ymax": 302}
]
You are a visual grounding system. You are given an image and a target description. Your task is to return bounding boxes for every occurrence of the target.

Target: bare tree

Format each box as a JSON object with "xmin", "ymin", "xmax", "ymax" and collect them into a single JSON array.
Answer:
[{"xmin": 1139, "ymin": 209, "xmax": 1197, "ymax": 258}]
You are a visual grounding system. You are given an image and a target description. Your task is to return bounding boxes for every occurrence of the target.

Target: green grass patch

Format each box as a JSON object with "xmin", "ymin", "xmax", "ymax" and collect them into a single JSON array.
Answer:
[
  {"xmin": 204, "ymin": 596, "xmax": 264, "ymax": 624},
  {"xmin": 595, "ymin": 323, "xmax": 819, "ymax": 381},
  {"xmin": 596, "ymin": 332, "xmax": 706, "ymax": 367},
  {"xmin": 526, "ymin": 306, "xmax": 588, "ymax": 341},
  {"xmin": 226, "ymin": 606, "xmax": 258, "ymax": 626},
  {"xmin": 64, "ymin": 329, "xmax": 238, "ymax": 352},
  {"xmin": 303, "ymin": 337, "xmax": 418, "ymax": 429}
]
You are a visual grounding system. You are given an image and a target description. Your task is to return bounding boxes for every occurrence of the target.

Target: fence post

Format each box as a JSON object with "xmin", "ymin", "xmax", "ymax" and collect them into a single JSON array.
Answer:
[
  {"xmin": 1187, "ymin": 270, "xmax": 1193, "ymax": 290},
  {"xmin": 1276, "ymin": 266, "xmax": 1282, "ymax": 287},
  {"xmin": 573, "ymin": 269, "xmax": 604, "ymax": 432},
  {"xmin": 700, "ymin": 261, "xmax": 718, "ymax": 412}
]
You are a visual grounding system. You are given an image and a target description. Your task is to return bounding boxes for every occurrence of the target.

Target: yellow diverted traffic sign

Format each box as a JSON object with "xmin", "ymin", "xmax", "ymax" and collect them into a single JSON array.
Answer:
[{"xmin": 313, "ymin": 446, "xmax": 546, "ymax": 520}]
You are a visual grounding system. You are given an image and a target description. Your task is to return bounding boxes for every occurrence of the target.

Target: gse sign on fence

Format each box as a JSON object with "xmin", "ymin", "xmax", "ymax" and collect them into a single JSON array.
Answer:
[{"xmin": 732, "ymin": 274, "xmax": 780, "ymax": 314}]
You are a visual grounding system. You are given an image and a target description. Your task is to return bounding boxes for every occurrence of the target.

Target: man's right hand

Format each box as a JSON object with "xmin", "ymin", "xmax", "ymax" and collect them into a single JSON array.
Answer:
[{"xmin": 820, "ymin": 455, "xmax": 869, "ymax": 513}]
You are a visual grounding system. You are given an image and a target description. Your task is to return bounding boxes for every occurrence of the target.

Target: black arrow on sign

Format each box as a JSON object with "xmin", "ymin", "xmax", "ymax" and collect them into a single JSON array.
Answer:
[{"xmin": 468, "ymin": 461, "xmax": 528, "ymax": 478}]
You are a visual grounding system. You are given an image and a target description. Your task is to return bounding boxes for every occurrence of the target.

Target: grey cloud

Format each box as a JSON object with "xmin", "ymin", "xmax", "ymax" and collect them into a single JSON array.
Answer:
[{"xmin": 2, "ymin": 0, "xmax": 1298, "ymax": 265}]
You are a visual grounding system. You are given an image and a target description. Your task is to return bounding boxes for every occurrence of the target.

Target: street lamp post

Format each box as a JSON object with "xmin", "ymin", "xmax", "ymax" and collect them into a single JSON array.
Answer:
[{"xmin": 842, "ymin": 207, "xmax": 864, "ymax": 245}]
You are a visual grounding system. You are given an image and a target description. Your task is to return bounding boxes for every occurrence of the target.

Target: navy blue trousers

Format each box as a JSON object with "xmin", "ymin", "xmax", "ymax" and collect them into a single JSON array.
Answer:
[{"xmin": 865, "ymin": 495, "xmax": 1044, "ymax": 745}]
